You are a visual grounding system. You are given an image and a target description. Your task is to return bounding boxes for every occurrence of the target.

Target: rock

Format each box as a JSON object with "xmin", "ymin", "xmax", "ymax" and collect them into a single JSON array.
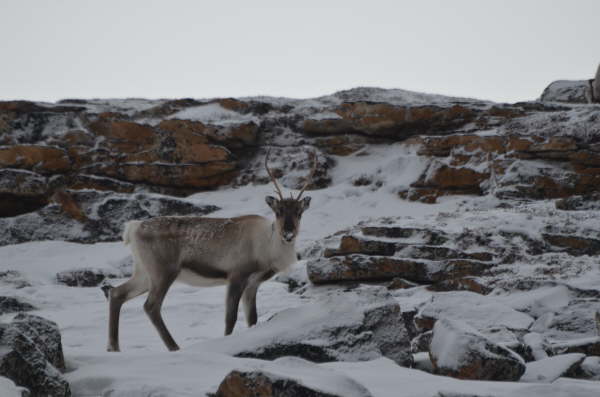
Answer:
[
  {"xmin": 88, "ymin": 119, "xmax": 157, "ymax": 153},
  {"xmin": 429, "ymin": 318, "xmax": 525, "ymax": 381},
  {"xmin": 213, "ymin": 357, "xmax": 372, "ymax": 397},
  {"xmin": 0, "ymin": 145, "xmax": 70, "ymax": 174},
  {"xmin": 302, "ymin": 103, "xmax": 476, "ymax": 140},
  {"xmin": 411, "ymin": 331, "xmax": 433, "ymax": 353},
  {"xmin": 523, "ymin": 333, "xmax": 550, "ymax": 361},
  {"xmin": 556, "ymin": 193, "xmax": 600, "ymax": 211},
  {"xmin": 0, "ymin": 314, "xmax": 70, "ymax": 397},
  {"xmin": 543, "ymin": 234, "xmax": 600, "ymax": 256},
  {"xmin": 568, "ymin": 356, "xmax": 600, "ymax": 380},
  {"xmin": 0, "ymin": 297, "xmax": 35, "ymax": 315},
  {"xmin": 520, "ymin": 353, "xmax": 585, "ymax": 383},
  {"xmin": 361, "ymin": 226, "xmax": 448, "ymax": 245},
  {"xmin": 307, "ymin": 255, "xmax": 441, "ymax": 284},
  {"xmin": 552, "ymin": 337, "xmax": 600, "ymax": 356},
  {"xmin": 427, "ymin": 277, "xmax": 492, "ymax": 295},
  {"xmin": 415, "ymin": 291, "xmax": 534, "ymax": 332},
  {"xmin": 56, "ymin": 269, "xmax": 125, "ymax": 287},
  {"xmin": 0, "ymin": 190, "xmax": 219, "ymax": 246},
  {"xmin": 594, "ymin": 64, "xmax": 600, "ymax": 103},
  {"xmin": 387, "ymin": 278, "xmax": 419, "ymax": 290},
  {"xmin": 540, "ymin": 80, "xmax": 591, "ymax": 104},
  {"xmin": 407, "ymin": 162, "xmax": 489, "ymax": 202},
  {"xmin": 0, "ymin": 169, "xmax": 49, "ymax": 217},
  {"xmin": 203, "ymin": 289, "xmax": 413, "ymax": 367}
]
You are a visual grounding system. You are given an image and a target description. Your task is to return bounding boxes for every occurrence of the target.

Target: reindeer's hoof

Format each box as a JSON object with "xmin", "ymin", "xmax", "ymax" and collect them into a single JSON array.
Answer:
[
  {"xmin": 107, "ymin": 345, "xmax": 120, "ymax": 352},
  {"xmin": 168, "ymin": 345, "xmax": 180, "ymax": 352}
]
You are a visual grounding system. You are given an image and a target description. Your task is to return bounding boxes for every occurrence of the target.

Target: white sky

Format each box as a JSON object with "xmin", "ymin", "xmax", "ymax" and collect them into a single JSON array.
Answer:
[{"xmin": 0, "ymin": 0, "xmax": 598, "ymax": 103}]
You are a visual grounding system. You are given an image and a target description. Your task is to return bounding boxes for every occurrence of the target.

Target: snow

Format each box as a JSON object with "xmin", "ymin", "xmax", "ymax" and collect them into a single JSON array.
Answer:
[
  {"xmin": 521, "ymin": 353, "xmax": 586, "ymax": 383},
  {"xmin": 0, "ymin": 376, "xmax": 27, "ymax": 397},
  {"xmin": 418, "ymin": 291, "xmax": 535, "ymax": 332},
  {"xmin": 430, "ymin": 317, "xmax": 522, "ymax": 371},
  {"xmin": 167, "ymin": 103, "xmax": 257, "ymax": 126},
  {"xmin": 325, "ymin": 358, "xmax": 600, "ymax": 397}
]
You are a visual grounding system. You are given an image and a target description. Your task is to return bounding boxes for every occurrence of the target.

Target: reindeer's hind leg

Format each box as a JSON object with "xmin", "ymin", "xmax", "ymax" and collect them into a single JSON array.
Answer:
[
  {"xmin": 143, "ymin": 270, "xmax": 180, "ymax": 351},
  {"xmin": 107, "ymin": 273, "xmax": 149, "ymax": 352}
]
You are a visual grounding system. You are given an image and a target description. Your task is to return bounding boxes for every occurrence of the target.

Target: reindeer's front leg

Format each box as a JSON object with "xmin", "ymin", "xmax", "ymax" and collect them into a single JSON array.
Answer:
[
  {"xmin": 225, "ymin": 273, "xmax": 248, "ymax": 335},
  {"xmin": 242, "ymin": 270, "xmax": 275, "ymax": 327}
]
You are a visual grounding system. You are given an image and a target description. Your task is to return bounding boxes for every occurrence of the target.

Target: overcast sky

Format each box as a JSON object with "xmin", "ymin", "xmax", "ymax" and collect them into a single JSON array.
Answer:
[{"xmin": 1, "ymin": 1, "xmax": 598, "ymax": 103}]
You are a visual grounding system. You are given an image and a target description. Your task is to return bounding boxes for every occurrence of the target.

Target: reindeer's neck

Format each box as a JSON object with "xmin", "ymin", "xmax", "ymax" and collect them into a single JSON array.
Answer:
[{"xmin": 268, "ymin": 221, "xmax": 297, "ymax": 273}]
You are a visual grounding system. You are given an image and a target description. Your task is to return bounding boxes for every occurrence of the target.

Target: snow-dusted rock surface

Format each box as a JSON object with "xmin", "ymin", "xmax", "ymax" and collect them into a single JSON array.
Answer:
[
  {"xmin": 0, "ymin": 190, "xmax": 219, "ymax": 246},
  {"xmin": 521, "ymin": 353, "xmax": 585, "ymax": 383},
  {"xmin": 0, "ymin": 314, "xmax": 69, "ymax": 396},
  {"xmin": 198, "ymin": 288, "xmax": 413, "ymax": 367},
  {"xmin": 2, "ymin": 86, "xmax": 600, "ymax": 395},
  {"xmin": 540, "ymin": 80, "xmax": 593, "ymax": 103},
  {"xmin": 429, "ymin": 318, "xmax": 525, "ymax": 381},
  {"xmin": 213, "ymin": 357, "xmax": 373, "ymax": 397}
]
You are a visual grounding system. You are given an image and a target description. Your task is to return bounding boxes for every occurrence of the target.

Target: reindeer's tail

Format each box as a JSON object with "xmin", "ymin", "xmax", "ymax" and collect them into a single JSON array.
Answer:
[{"xmin": 122, "ymin": 220, "xmax": 142, "ymax": 246}]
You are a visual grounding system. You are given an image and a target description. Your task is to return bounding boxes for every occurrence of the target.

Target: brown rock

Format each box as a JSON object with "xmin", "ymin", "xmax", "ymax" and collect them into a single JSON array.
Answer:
[
  {"xmin": 428, "ymin": 277, "xmax": 493, "ymax": 295},
  {"xmin": 387, "ymin": 277, "xmax": 419, "ymax": 290},
  {"xmin": 214, "ymin": 366, "xmax": 371, "ymax": 397},
  {"xmin": 543, "ymin": 234, "xmax": 600, "ymax": 256},
  {"xmin": 50, "ymin": 190, "xmax": 87, "ymax": 223},
  {"xmin": 528, "ymin": 136, "xmax": 578, "ymax": 153},
  {"xmin": 324, "ymin": 235, "xmax": 397, "ymax": 257},
  {"xmin": 307, "ymin": 255, "xmax": 441, "ymax": 284},
  {"xmin": 303, "ymin": 103, "xmax": 476, "ymax": 140},
  {"xmin": 88, "ymin": 161, "xmax": 237, "ymax": 189},
  {"xmin": 423, "ymin": 164, "xmax": 489, "ymax": 192},
  {"xmin": 0, "ymin": 145, "xmax": 71, "ymax": 173},
  {"xmin": 89, "ymin": 119, "xmax": 158, "ymax": 153},
  {"xmin": 315, "ymin": 136, "xmax": 366, "ymax": 156}
]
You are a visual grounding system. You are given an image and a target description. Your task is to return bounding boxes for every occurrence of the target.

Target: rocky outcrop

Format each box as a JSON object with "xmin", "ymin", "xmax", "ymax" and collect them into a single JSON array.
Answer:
[
  {"xmin": 213, "ymin": 357, "xmax": 372, "ymax": 397},
  {"xmin": 308, "ymin": 226, "xmax": 494, "ymax": 286},
  {"xmin": 203, "ymin": 289, "xmax": 413, "ymax": 367},
  {"xmin": 0, "ymin": 297, "xmax": 35, "ymax": 315},
  {"xmin": 429, "ymin": 318, "xmax": 525, "ymax": 381},
  {"xmin": 0, "ymin": 190, "xmax": 219, "ymax": 246},
  {"xmin": 0, "ymin": 314, "xmax": 70, "ymax": 397},
  {"xmin": 540, "ymin": 80, "xmax": 592, "ymax": 104}
]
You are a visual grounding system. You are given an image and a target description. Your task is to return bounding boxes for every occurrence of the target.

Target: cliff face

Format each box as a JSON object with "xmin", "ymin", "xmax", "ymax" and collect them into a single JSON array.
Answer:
[{"xmin": 1, "ymin": 86, "xmax": 599, "ymax": 223}]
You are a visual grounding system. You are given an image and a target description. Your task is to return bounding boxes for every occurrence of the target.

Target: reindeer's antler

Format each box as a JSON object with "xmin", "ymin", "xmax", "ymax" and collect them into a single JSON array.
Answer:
[
  {"xmin": 296, "ymin": 151, "xmax": 318, "ymax": 200},
  {"xmin": 265, "ymin": 149, "xmax": 284, "ymax": 200}
]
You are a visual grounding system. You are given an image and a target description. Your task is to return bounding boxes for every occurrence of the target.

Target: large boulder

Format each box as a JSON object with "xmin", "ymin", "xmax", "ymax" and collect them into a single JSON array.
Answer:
[
  {"xmin": 540, "ymin": 80, "xmax": 592, "ymax": 104},
  {"xmin": 0, "ymin": 314, "xmax": 70, "ymax": 397},
  {"xmin": 213, "ymin": 357, "xmax": 372, "ymax": 397},
  {"xmin": 200, "ymin": 289, "xmax": 413, "ymax": 367},
  {"xmin": 429, "ymin": 318, "xmax": 525, "ymax": 381}
]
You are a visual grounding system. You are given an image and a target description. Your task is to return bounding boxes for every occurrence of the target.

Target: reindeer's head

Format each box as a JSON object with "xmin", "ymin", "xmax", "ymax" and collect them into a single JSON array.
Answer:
[{"xmin": 265, "ymin": 150, "xmax": 316, "ymax": 244}]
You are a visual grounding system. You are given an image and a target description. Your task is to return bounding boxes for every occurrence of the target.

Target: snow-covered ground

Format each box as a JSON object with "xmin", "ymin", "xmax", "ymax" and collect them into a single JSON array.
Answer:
[{"xmin": 1, "ymin": 142, "xmax": 600, "ymax": 396}]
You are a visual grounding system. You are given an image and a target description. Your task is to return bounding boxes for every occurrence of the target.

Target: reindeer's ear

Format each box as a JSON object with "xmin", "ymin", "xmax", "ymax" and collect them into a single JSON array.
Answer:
[
  {"xmin": 265, "ymin": 196, "xmax": 278, "ymax": 210},
  {"xmin": 300, "ymin": 196, "xmax": 311, "ymax": 211}
]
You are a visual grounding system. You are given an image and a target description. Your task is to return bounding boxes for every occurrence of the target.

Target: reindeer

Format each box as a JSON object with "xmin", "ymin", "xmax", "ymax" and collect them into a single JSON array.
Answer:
[{"xmin": 106, "ymin": 150, "xmax": 317, "ymax": 352}]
